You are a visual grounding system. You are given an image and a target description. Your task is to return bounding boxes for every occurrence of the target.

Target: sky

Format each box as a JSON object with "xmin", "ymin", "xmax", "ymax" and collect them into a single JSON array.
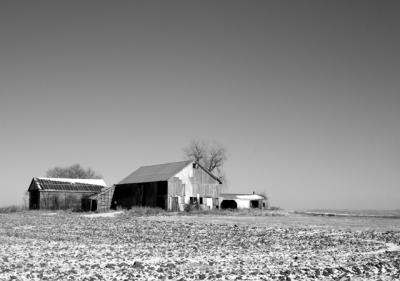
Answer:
[{"xmin": 1, "ymin": 0, "xmax": 399, "ymax": 210}]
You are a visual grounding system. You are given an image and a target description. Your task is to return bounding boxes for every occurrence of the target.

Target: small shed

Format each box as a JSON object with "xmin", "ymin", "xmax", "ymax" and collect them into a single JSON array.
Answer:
[
  {"xmin": 112, "ymin": 160, "xmax": 222, "ymax": 211},
  {"xmin": 88, "ymin": 185, "xmax": 115, "ymax": 212},
  {"xmin": 28, "ymin": 177, "xmax": 108, "ymax": 211},
  {"xmin": 219, "ymin": 193, "xmax": 268, "ymax": 210}
]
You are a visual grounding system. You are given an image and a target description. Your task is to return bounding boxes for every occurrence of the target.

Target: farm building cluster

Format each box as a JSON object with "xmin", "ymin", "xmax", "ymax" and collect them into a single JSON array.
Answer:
[{"xmin": 28, "ymin": 160, "xmax": 268, "ymax": 212}]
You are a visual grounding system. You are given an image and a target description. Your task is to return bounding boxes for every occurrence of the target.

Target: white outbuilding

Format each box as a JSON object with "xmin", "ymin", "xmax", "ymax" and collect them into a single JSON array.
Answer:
[{"xmin": 219, "ymin": 193, "xmax": 268, "ymax": 209}]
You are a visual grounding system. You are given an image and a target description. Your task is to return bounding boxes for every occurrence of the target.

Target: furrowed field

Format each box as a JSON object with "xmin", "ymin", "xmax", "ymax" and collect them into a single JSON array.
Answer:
[{"xmin": 0, "ymin": 211, "xmax": 399, "ymax": 281}]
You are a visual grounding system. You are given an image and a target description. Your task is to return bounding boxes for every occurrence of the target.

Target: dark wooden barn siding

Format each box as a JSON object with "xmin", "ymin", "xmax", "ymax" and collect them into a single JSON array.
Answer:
[
  {"xmin": 111, "ymin": 181, "xmax": 167, "ymax": 209},
  {"xmin": 28, "ymin": 179, "xmax": 106, "ymax": 211},
  {"xmin": 32, "ymin": 191, "xmax": 96, "ymax": 210},
  {"xmin": 93, "ymin": 186, "xmax": 115, "ymax": 212}
]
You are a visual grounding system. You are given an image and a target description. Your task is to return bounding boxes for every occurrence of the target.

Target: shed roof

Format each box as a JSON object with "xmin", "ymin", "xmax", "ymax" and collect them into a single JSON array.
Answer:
[
  {"xmin": 117, "ymin": 160, "xmax": 194, "ymax": 185},
  {"xmin": 219, "ymin": 193, "xmax": 266, "ymax": 200},
  {"xmin": 29, "ymin": 177, "xmax": 107, "ymax": 192}
]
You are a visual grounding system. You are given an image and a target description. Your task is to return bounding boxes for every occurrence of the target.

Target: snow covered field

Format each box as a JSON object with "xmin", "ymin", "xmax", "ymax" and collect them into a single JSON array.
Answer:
[{"xmin": 0, "ymin": 211, "xmax": 399, "ymax": 280}]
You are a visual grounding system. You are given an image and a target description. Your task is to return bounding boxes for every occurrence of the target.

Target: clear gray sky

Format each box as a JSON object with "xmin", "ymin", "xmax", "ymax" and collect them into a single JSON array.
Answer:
[{"xmin": 1, "ymin": 1, "xmax": 399, "ymax": 209}]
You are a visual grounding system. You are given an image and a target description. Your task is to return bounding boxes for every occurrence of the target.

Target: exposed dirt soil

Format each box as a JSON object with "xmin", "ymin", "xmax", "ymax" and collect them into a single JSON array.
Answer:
[{"xmin": 0, "ymin": 211, "xmax": 399, "ymax": 280}]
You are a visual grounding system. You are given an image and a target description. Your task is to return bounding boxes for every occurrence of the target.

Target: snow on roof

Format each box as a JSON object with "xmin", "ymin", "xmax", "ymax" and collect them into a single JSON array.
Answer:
[
  {"xmin": 219, "ymin": 193, "xmax": 266, "ymax": 200},
  {"xmin": 39, "ymin": 177, "xmax": 107, "ymax": 187},
  {"xmin": 28, "ymin": 177, "xmax": 108, "ymax": 193}
]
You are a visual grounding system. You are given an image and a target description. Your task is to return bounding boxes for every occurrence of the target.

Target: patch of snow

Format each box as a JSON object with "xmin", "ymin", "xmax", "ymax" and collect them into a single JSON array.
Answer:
[
  {"xmin": 13, "ymin": 225, "xmax": 35, "ymax": 230},
  {"xmin": 82, "ymin": 211, "xmax": 123, "ymax": 218},
  {"xmin": 368, "ymin": 242, "xmax": 400, "ymax": 255},
  {"xmin": 386, "ymin": 242, "xmax": 400, "ymax": 252},
  {"xmin": 338, "ymin": 238, "xmax": 400, "ymax": 257},
  {"xmin": 40, "ymin": 212, "xmax": 58, "ymax": 216},
  {"xmin": 386, "ymin": 243, "xmax": 400, "ymax": 252}
]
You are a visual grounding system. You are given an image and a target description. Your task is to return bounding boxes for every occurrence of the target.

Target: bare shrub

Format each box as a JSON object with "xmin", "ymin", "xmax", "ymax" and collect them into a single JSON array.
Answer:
[
  {"xmin": 0, "ymin": 205, "xmax": 24, "ymax": 213},
  {"xmin": 125, "ymin": 207, "xmax": 166, "ymax": 216}
]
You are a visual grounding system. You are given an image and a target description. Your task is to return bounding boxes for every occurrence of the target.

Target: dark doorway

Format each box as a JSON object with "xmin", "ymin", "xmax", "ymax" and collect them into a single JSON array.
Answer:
[
  {"xmin": 250, "ymin": 200, "xmax": 259, "ymax": 208},
  {"xmin": 81, "ymin": 198, "xmax": 98, "ymax": 212},
  {"xmin": 29, "ymin": 190, "xmax": 40, "ymax": 209},
  {"xmin": 81, "ymin": 198, "xmax": 91, "ymax": 211},
  {"xmin": 221, "ymin": 200, "xmax": 237, "ymax": 209},
  {"xmin": 91, "ymin": 200, "xmax": 97, "ymax": 211}
]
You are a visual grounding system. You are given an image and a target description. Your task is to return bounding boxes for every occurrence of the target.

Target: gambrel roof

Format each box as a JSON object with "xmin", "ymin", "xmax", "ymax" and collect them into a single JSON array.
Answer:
[
  {"xmin": 117, "ymin": 160, "xmax": 222, "ymax": 185},
  {"xmin": 28, "ymin": 177, "xmax": 107, "ymax": 192}
]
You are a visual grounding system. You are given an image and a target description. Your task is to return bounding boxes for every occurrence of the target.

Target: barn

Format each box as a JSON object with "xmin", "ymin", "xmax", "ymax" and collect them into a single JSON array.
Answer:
[
  {"xmin": 111, "ymin": 160, "xmax": 222, "ymax": 211},
  {"xmin": 219, "ymin": 193, "xmax": 268, "ymax": 210},
  {"xmin": 28, "ymin": 177, "xmax": 108, "ymax": 211}
]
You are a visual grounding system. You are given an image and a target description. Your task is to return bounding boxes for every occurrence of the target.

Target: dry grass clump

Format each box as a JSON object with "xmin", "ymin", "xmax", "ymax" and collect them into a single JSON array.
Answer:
[
  {"xmin": 0, "ymin": 205, "xmax": 25, "ymax": 213},
  {"xmin": 181, "ymin": 208, "xmax": 289, "ymax": 217},
  {"xmin": 124, "ymin": 206, "xmax": 167, "ymax": 216},
  {"xmin": 120, "ymin": 206, "xmax": 288, "ymax": 217}
]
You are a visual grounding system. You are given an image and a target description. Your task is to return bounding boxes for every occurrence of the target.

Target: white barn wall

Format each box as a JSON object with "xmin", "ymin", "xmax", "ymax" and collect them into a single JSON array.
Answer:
[
  {"xmin": 172, "ymin": 162, "xmax": 194, "ymax": 204},
  {"xmin": 205, "ymin": 198, "xmax": 214, "ymax": 209},
  {"xmin": 172, "ymin": 162, "xmax": 220, "ymax": 208}
]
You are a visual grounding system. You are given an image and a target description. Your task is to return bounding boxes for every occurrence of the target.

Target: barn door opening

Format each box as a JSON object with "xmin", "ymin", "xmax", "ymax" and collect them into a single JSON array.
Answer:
[
  {"xmin": 221, "ymin": 200, "xmax": 237, "ymax": 209},
  {"xmin": 156, "ymin": 181, "xmax": 167, "ymax": 209},
  {"xmin": 91, "ymin": 200, "xmax": 97, "ymax": 211},
  {"xmin": 29, "ymin": 190, "xmax": 40, "ymax": 209},
  {"xmin": 81, "ymin": 198, "xmax": 91, "ymax": 212},
  {"xmin": 250, "ymin": 200, "xmax": 259, "ymax": 208}
]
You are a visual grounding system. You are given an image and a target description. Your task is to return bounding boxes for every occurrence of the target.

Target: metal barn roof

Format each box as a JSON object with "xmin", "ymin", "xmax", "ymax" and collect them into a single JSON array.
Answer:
[
  {"xmin": 29, "ymin": 177, "xmax": 107, "ymax": 192},
  {"xmin": 117, "ymin": 160, "xmax": 193, "ymax": 185},
  {"xmin": 39, "ymin": 178, "xmax": 107, "ymax": 186},
  {"xmin": 219, "ymin": 193, "xmax": 266, "ymax": 200}
]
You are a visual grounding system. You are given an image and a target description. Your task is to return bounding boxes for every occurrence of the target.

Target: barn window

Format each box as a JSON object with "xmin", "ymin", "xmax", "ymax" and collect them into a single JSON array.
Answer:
[
  {"xmin": 199, "ymin": 197, "xmax": 203, "ymax": 204},
  {"xmin": 193, "ymin": 163, "xmax": 198, "ymax": 169}
]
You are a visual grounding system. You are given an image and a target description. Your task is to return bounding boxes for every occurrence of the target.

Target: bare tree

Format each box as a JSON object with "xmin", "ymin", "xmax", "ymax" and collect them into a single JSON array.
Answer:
[
  {"xmin": 183, "ymin": 139, "xmax": 227, "ymax": 181},
  {"xmin": 183, "ymin": 140, "xmax": 207, "ymax": 163},
  {"xmin": 206, "ymin": 143, "xmax": 227, "ymax": 173},
  {"xmin": 46, "ymin": 164, "xmax": 102, "ymax": 179}
]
